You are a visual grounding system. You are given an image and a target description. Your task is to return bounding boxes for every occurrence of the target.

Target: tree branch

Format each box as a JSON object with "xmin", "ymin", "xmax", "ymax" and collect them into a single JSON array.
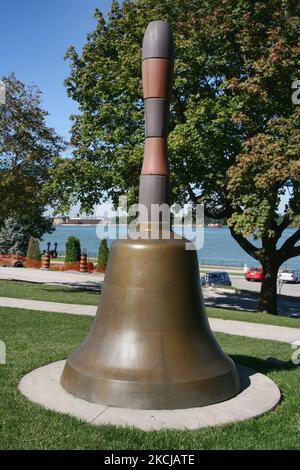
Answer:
[
  {"xmin": 186, "ymin": 185, "xmax": 228, "ymax": 218},
  {"xmin": 187, "ymin": 184, "xmax": 199, "ymax": 205},
  {"xmin": 205, "ymin": 206, "xmax": 228, "ymax": 220},
  {"xmin": 278, "ymin": 227, "xmax": 300, "ymax": 262},
  {"xmin": 280, "ymin": 228, "xmax": 300, "ymax": 253},
  {"xmin": 275, "ymin": 213, "xmax": 292, "ymax": 239},
  {"xmin": 281, "ymin": 245, "xmax": 300, "ymax": 261},
  {"xmin": 229, "ymin": 225, "xmax": 261, "ymax": 260},
  {"xmin": 172, "ymin": 89, "xmax": 186, "ymax": 124}
]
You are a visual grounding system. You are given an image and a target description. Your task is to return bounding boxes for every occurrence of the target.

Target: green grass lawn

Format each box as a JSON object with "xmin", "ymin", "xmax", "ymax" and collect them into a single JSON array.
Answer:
[
  {"xmin": 207, "ymin": 306, "xmax": 300, "ymax": 328},
  {"xmin": 0, "ymin": 280, "xmax": 299, "ymax": 328},
  {"xmin": 0, "ymin": 306, "xmax": 299, "ymax": 449}
]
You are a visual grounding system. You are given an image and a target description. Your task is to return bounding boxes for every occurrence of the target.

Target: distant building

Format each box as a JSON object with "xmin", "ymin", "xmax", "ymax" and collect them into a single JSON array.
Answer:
[
  {"xmin": 52, "ymin": 216, "xmax": 70, "ymax": 225},
  {"xmin": 68, "ymin": 218, "xmax": 104, "ymax": 225},
  {"xmin": 52, "ymin": 216, "xmax": 105, "ymax": 225},
  {"xmin": 207, "ymin": 223, "xmax": 222, "ymax": 228}
]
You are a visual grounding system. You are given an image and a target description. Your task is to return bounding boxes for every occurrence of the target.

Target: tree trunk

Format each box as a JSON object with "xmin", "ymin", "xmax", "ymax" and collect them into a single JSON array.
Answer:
[{"xmin": 259, "ymin": 258, "xmax": 280, "ymax": 315}]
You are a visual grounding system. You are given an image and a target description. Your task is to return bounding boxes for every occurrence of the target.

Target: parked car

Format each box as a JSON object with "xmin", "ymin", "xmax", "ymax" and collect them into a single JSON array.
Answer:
[
  {"xmin": 278, "ymin": 270, "xmax": 300, "ymax": 284},
  {"xmin": 0, "ymin": 254, "xmax": 25, "ymax": 268},
  {"xmin": 245, "ymin": 266, "xmax": 264, "ymax": 282},
  {"xmin": 201, "ymin": 271, "xmax": 232, "ymax": 287}
]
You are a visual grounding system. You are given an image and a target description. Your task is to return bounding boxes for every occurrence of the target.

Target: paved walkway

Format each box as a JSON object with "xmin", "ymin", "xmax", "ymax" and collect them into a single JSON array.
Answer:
[
  {"xmin": 0, "ymin": 267, "xmax": 104, "ymax": 289},
  {"xmin": 231, "ymin": 277, "xmax": 300, "ymax": 298},
  {"xmin": 1, "ymin": 296, "xmax": 299, "ymax": 344}
]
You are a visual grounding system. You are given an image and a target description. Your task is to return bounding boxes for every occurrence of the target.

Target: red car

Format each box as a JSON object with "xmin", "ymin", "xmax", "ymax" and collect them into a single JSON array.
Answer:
[
  {"xmin": 0, "ymin": 254, "xmax": 25, "ymax": 268},
  {"xmin": 245, "ymin": 266, "xmax": 264, "ymax": 282}
]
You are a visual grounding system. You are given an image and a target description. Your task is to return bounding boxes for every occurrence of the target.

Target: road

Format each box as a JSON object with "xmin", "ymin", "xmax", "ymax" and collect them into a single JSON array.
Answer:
[{"xmin": 231, "ymin": 276, "xmax": 300, "ymax": 298}]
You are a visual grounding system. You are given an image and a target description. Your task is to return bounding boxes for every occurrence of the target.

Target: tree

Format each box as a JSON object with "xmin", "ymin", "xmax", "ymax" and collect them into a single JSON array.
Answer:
[
  {"xmin": 65, "ymin": 236, "xmax": 81, "ymax": 262},
  {"xmin": 47, "ymin": 0, "xmax": 300, "ymax": 314},
  {"xmin": 227, "ymin": 112, "xmax": 300, "ymax": 314},
  {"xmin": 0, "ymin": 73, "xmax": 65, "ymax": 237},
  {"xmin": 26, "ymin": 237, "xmax": 41, "ymax": 260},
  {"xmin": 0, "ymin": 215, "xmax": 51, "ymax": 256},
  {"xmin": 0, "ymin": 217, "xmax": 28, "ymax": 255},
  {"xmin": 97, "ymin": 238, "xmax": 110, "ymax": 271}
]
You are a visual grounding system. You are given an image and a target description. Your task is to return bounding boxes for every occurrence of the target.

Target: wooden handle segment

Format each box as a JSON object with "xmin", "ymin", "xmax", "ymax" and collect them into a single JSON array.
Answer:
[{"xmin": 139, "ymin": 21, "xmax": 174, "ymax": 217}]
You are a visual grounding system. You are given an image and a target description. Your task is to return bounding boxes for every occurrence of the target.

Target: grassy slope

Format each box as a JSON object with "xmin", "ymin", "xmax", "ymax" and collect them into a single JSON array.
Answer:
[
  {"xmin": 0, "ymin": 306, "xmax": 299, "ymax": 450},
  {"xmin": 0, "ymin": 280, "xmax": 299, "ymax": 328}
]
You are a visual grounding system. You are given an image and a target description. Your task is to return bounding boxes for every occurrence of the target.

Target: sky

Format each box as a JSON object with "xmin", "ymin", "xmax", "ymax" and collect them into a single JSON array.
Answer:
[
  {"xmin": 0, "ymin": 0, "xmax": 115, "ymax": 215},
  {"xmin": 0, "ymin": 0, "xmax": 290, "ymax": 216},
  {"xmin": 0, "ymin": 0, "xmax": 112, "ymax": 142}
]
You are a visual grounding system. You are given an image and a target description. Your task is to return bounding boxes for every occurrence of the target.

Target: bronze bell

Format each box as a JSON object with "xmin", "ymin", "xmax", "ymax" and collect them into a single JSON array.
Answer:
[{"xmin": 60, "ymin": 21, "xmax": 240, "ymax": 410}]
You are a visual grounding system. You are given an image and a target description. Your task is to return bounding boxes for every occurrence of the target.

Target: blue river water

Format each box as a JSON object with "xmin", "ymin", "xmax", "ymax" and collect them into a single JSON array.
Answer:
[{"xmin": 41, "ymin": 225, "xmax": 300, "ymax": 269}]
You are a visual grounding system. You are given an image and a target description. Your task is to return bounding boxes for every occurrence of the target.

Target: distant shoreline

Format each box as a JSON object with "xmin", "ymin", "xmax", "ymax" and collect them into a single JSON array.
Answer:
[
  {"xmin": 55, "ymin": 223, "xmax": 127, "ymax": 227},
  {"xmin": 54, "ymin": 224, "xmax": 219, "ymax": 228}
]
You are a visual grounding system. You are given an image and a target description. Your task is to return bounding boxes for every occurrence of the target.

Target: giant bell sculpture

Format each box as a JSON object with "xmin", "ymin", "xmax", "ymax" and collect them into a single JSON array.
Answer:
[{"xmin": 60, "ymin": 21, "xmax": 240, "ymax": 409}]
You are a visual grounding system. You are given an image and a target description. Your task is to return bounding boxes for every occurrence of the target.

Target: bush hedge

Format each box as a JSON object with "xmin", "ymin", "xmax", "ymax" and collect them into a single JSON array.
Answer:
[
  {"xmin": 65, "ymin": 236, "xmax": 81, "ymax": 262},
  {"xmin": 97, "ymin": 239, "xmax": 109, "ymax": 271}
]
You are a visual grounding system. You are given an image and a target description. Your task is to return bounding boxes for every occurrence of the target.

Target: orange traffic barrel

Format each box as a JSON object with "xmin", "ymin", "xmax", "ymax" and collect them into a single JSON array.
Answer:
[
  {"xmin": 41, "ymin": 251, "xmax": 50, "ymax": 270},
  {"xmin": 79, "ymin": 254, "xmax": 87, "ymax": 273}
]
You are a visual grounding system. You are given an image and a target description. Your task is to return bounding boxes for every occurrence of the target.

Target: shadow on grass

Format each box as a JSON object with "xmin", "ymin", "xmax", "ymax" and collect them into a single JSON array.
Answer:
[
  {"xmin": 204, "ymin": 288, "xmax": 300, "ymax": 317},
  {"xmin": 44, "ymin": 282, "xmax": 103, "ymax": 292},
  {"xmin": 231, "ymin": 354, "xmax": 297, "ymax": 375},
  {"xmin": 39, "ymin": 285, "xmax": 101, "ymax": 294}
]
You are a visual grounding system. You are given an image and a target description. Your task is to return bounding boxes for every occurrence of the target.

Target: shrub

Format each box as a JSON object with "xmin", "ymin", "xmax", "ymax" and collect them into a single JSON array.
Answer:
[
  {"xmin": 26, "ymin": 237, "xmax": 41, "ymax": 260},
  {"xmin": 26, "ymin": 237, "xmax": 42, "ymax": 268},
  {"xmin": 65, "ymin": 236, "xmax": 81, "ymax": 262},
  {"xmin": 0, "ymin": 217, "xmax": 28, "ymax": 255},
  {"xmin": 97, "ymin": 239, "xmax": 109, "ymax": 271}
]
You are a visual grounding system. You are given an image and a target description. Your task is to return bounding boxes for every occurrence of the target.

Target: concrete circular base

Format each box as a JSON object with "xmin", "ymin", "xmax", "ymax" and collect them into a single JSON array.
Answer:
[{"xmin": 19, "ymin": 360, "xmax": 280, "ymax": 431}]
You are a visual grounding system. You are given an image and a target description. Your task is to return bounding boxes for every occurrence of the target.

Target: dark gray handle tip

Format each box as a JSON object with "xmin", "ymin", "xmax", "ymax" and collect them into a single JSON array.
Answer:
[{"xmin": 142, "ymin": 20, "xmax": 174, "ymax": 60}]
